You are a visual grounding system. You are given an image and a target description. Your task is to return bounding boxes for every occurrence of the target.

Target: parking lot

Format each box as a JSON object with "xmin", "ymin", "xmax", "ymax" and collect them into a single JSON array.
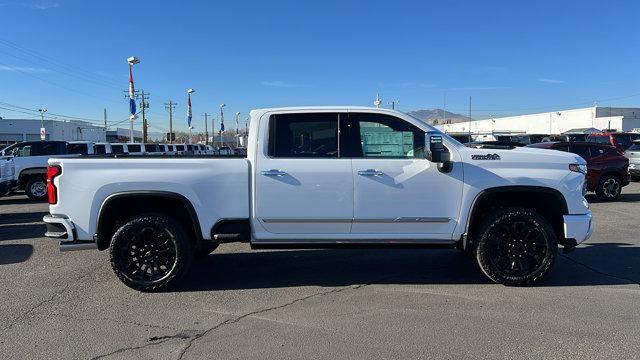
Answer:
[{"xmin": 0, "ymin": 184, "xmax": 638, "ymax": 359}]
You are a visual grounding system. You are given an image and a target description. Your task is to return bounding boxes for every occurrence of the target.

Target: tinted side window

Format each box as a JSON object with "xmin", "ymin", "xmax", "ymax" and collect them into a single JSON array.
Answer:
[
  {"xmin": 350, "ymin": 113, "xmax": 425, "ymax": 158},
  {"xmin": 94, "ymin": 145, "xmax": 106, "ymax": 155},
  {"xmin": 38, "ymin": 142, "xmax": 66, "ymax": 155},
  {"xmin": 616, "ymin": 134, "xmax": 632, "ymax": 147},
  {"xmin": 589, "ymin": 146, "xmax": 607, "ymax": 157},
  {"xmin": 17, "ymin": 144, "xmax": 33, "ymax": 157},
  {"xmin": 111, "ymin": 145, "xmax": 124, "ymax": 154},
  {"xmin": 268, "ymin": 113, "xmax": 339, "ymax": 158},
  {"xmin": 128, "ymin": 145, "xmax": 141, "ymax": 152},
  {"xmin": 67, "ymin": 143, "xmax": 88, "ymax": 155},
  {"xmin": 569, "ymin": 144, "xmax": 591, "ymax": 159}
]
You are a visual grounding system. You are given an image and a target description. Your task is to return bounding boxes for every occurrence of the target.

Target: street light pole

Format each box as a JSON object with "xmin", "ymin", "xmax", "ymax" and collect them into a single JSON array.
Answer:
[
  {"xmin": 235, "ymin": 112, "xmax": 240, "ymax": 148},
  {"xmin": 38, "ymin": 108, "xmax": 47, "ymax": 140},
  {"xmin": 187, "ymin": 89, "xmax": 195, "ymax": 144},
  {"xmin": 127, "ymin": 56, "xmax": 140, "ymax": 143},
  {"xmin": 220, "ymin": 104, "xmax": 226, "ymax": 147}
]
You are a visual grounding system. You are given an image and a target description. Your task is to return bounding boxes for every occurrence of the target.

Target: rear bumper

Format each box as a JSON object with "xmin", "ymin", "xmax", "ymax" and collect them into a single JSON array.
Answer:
[
  {"xmin": 43, "ymin": 214, "xmax": 97, "ymax": 251},
  {"xmin": 563, "ymin": 212, "xmax": 594, "ymax": 246}
]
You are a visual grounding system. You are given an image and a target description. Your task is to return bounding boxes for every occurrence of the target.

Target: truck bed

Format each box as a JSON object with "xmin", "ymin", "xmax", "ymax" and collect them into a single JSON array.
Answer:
[{"xmin": 48, "ymin": 156, "xmax": 250, "ymax": 241}]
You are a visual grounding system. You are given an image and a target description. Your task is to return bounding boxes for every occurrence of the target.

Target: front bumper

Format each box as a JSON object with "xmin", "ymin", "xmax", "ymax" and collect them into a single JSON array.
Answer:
[
  {"xmin": 43, "ymin": 214, "xmax": 97, "ymax": 251},
  {"xmin": 629, "ymin": 163, "xmax": 640, "ymax": 176},
  {"xmin": 563, "ymin": 212, "xmax": 594, "ymax": 246}
]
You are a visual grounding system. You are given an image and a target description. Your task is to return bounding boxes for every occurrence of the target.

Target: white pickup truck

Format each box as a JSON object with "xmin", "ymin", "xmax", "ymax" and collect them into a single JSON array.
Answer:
[{"xmin": 45, "ymin": 107, "xmax": 593, "ymax": 291}]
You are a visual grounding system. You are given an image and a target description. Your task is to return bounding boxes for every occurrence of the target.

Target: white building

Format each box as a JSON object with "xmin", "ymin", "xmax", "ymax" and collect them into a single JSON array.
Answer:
[
  {"xmin": 0, "ymin": 118, "xmax": 106, "ymax": 146},
  {"xmin": 437, "ymin": 106, "xmax": 640, "ymax": 135}
]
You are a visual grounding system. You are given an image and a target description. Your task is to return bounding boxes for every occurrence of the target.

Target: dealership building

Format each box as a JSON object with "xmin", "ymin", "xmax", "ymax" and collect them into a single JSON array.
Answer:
[{"xmin": 437, "ymin": 106, "xmax": 640, "ymax": 136}]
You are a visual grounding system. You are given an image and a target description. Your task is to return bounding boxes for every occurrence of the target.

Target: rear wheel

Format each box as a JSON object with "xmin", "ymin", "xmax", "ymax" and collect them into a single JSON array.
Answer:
[
  {"xmin": 596, "ymin": 174, "xmax": 621, "ymax": 201},
  {"xmin": 475, "ymin": 207, "xmax": 557, "ymax": 286},
  {"xmin": 25, "ymin": 176, "xmax": 47, "ymax": 201},
  {"xmin": 109, "ymin": 214, "xmax": 193, "ymax": 292}
]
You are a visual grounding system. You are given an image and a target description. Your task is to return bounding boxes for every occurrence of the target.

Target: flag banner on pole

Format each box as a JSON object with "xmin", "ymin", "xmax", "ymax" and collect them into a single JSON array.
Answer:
[
  {"xmin": 187, "ymin": 94, "xmax": 192, "ymax": 127},
  {"xmin": 220, "ymin": 121, "xmax": 224, "ymax": 134},
  {"xmin": 128, "ymin": 66, "xmax": 136, "ymax": 116}
]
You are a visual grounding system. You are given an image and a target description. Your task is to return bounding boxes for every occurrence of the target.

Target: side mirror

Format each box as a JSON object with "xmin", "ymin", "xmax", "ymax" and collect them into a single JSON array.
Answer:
[{"xmin": 425, "ymin": 132, "xmax": 450, "ymax": 163}]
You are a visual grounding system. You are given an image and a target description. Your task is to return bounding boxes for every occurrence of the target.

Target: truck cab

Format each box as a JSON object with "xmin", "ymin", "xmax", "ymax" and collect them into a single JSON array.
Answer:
[{"xmin": 44, "ymin": 107, "xmax": 593, "ymax": 291}]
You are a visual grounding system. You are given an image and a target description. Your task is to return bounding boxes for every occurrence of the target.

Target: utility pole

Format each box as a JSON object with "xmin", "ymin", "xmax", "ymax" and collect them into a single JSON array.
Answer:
[
  {"xmin": 235, "ymin": 112, "xmax": 241, "ymax": 148},
  {"xmin": 203, "ymin": 113, "xmax": 209, "ymax": 145},
  {"xmin": 103, "ymin": 108, "xmax": 107, "ymax": 130},
  {"xmin": 140, "ymin": 90, "xmax": 150, "ymax": 143},
  {"xmin": 165, "ymin": 100, "xmax": 177, "ymax": 143},
  {"xmin": 38, "ymin": 108, "xmax": 47, "ymax": 141}
]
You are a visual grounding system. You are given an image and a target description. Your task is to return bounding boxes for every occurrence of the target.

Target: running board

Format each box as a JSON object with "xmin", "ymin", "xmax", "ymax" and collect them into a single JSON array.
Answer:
[
  {"xmin": 250, "ymin": 242, "xmax": 457, "ymax": 250},
  {"xmin": 60, "ymin": 241, "xmax": 98, "ymax": 252}
]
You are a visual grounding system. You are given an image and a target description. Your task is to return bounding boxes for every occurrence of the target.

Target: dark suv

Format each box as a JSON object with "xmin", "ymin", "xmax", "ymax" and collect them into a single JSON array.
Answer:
[{"xmin": 528, "ymin": 142, "xmax": 630, "ymax": 201}]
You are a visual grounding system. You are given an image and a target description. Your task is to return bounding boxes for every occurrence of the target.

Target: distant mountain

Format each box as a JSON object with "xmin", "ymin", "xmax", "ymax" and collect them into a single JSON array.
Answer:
[{"xmin": 406, "ymin": 109, "xmax": 471, "ymax": 126}]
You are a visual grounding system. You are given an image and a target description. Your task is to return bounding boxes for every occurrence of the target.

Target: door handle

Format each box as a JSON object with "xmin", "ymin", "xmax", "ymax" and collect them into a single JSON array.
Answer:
[
  {"xmin": 358, "ymin": 169, "xmax": 384, "ymax": 176},
  {"xmin": 261, "ymin": 169, "xmax": 287, "ymax": 176}
]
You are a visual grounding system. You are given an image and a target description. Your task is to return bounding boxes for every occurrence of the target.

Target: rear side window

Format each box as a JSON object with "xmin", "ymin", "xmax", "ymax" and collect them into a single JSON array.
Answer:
[
  {"xmin": 629, "ymin": 143, "xmax": 640, "ymax": 151},
  {"xmin": 589, "ymin": 146, "xmax": 608, "ymax": 157},
  {"xmin": 268, "ymin": 113, "xmax": 339, "ymax": 158},
  {"xmin": 176, "ymin": 145, "xmax": 186, "ymax": 151},
  {"xmin": 569, "ymin": 144, "xmax": 591, "ymax": 159},
  {"xmin": 587, "ymin": 136, "xmax": 610, "ymax": 144},
  {"xmin": 145, "ymin": 144, "xmax": 159, "ymax": 152},
  {"xmin": 128, "ymin": 144, "xmax": 141, "ymax": 152},
  {"xmin": 94, "ymin": 144, "xmax": 106, "ymax": 155},
  {"xmin": 615, "ymin": 134, "xmax": 632, "ymax": 147},
  {"xmin": 37, "ymin": 142, "xmax": 66, "ymax": 155}
]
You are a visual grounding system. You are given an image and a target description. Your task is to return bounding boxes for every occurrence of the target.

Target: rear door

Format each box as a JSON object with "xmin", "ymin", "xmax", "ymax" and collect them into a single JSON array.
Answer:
[
  {"xmin": 347, "ymin": 112, "xmax": 464, "ymax": 239},
  {"xmin": 253, "ymin": 112, "xmax": 353, "ymax": 238}
]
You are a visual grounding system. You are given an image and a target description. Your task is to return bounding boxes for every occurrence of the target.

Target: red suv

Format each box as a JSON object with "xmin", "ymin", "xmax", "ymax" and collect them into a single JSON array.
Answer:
[
  {"xmin": 586, "ymin": 132, "xmax": 639, "ymax": 152},
  {"xmin": 528, "ymin": 142, "xmax": 630, "ymax": 200}
]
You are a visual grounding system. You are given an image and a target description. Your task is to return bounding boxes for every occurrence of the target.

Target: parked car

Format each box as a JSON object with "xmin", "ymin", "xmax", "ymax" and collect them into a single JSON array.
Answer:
[
  {"xmin": 174, "ymin": 144, "xmax": 187, "ymax": 155},
  {"xmin": 0, "ymin": 156, "xmax": 17, "ymax": 196},
  {"xmin": 218, "ymin": 146, "xmax": 235, "ymax": 155},
  {"xmin": 528, "ymin": 141, "xmax": 630, "ymax": 200},
  {"xmin": 0, "ymin": 141, "xmax": 69, "ymax": 200},
  {"xmin": 541, "ymin": 134, "xmax": 587, "ymax": 143},
  {"xmin": 586, "ymin": 132, "xmax": 635, "ymax": 152},
  {"xmin": 626, "ymin": 140, "xmax": 640, "ymax": 181},
  {"xmin": 45, "ymin": 106, "xmax": 592, "ymax": 291}
]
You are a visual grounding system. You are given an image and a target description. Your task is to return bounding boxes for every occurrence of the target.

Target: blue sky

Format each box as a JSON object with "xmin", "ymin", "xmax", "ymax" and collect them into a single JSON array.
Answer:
[{"xmin": 0, "ymin": 0, "xmax": 639, "ymax": 132}]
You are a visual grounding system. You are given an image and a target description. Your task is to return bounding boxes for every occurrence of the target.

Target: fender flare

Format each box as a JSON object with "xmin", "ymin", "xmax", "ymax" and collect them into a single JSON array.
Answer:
[
  {"xmin": 95, "ymin": 190, "xmax": 203, "ymax": 250},
  {"xmin": 462, "ymin": 185, "xmax": 569, "ymax": 248}
]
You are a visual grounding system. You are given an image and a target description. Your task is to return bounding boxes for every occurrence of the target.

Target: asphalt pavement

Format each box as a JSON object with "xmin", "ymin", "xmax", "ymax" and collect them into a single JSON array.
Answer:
[{"xmin": 0, "ymin": 184, "xmax": 639, "ymax": 359}]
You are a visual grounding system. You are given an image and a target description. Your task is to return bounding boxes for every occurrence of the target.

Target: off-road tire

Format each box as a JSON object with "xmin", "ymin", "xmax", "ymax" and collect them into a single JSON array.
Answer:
[
  {"xmin": 25, "ymin": 176, "xmax": 47, "ymax": 201},
  {"xmin": 109, "ymin": 214, "xmax": 193, "ymax": 292},
  {"xmin": 595, "ymin": 174, "xmax": 621, "ymax": 201},
  {"xmin": 475, "ymin": 207, "xmax": 557, "ymax": 286}
]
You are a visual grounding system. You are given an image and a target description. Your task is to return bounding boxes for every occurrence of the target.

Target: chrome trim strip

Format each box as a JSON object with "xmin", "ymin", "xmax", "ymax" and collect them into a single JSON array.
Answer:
[
  {"xmin": 260, "ymin": 217, "xmax": 451, "ymax": 224},
  {"xmin": 261, "ymin": 218, "xmax": 351, "ymax": 223},
  {"xmin": 355, "ymin": 217, "xmax": 451, "ymax": 223}
]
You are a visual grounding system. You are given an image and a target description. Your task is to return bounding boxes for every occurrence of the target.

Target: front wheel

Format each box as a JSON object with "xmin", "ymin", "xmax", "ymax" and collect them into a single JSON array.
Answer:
[
  {"xmin": 25, "ymin": 177, "xmax": 47, "ymax": 201},
  {"xmin": 475, "ymin": 207, "xmax": 557, "ymax": 286},
  {"xmin": 109, "ymin": 214, "xmax": 193, "ymax": 292}
]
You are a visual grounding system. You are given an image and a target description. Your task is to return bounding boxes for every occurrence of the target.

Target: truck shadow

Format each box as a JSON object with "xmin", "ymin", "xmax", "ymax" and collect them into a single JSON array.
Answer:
[
  {"xmin": 0, "ymin": 244, "xmax": 34, "ymax": 265},
  {"xmin": 586, "ymin": 192, "xmax": 640, "ymax": 203},
  {"xmin": 177, "ymin": 242, "xmax": 638, "ymax": 292}
]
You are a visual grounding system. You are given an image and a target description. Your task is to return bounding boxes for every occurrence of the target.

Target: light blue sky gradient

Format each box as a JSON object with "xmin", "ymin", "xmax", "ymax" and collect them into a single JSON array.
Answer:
[{"xmin": 0, "ymin": 0, "xmax": 639, "ymax": 132}]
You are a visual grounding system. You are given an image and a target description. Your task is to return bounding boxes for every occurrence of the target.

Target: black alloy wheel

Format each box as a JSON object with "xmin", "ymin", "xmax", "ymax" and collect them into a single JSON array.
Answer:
[
  {"xmin": 475, "ymin": 207, "xmax": 557, "ymax": 286},
  {"xmin": 109, "ymin": 214, "xmax": 193, "ymax": 292}
]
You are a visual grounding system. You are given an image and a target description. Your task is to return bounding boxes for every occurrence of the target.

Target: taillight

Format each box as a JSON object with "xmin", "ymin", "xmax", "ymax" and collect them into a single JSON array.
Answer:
[{"xmin": 47, "ymin": 165, "xmax": 62, "ymax": 205}]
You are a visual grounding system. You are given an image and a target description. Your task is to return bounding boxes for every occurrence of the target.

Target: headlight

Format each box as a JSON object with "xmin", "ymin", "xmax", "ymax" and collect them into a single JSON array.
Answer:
[{"xmin": 569, "ymin": 163, "xmax": 587, "ymax": 174}]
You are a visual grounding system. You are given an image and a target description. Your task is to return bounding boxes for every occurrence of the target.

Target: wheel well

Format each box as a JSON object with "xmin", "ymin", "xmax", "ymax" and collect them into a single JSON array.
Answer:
[
  {"xmin": 467, "ymin": 188, "xmax": 567, "ymax": 248},
  {"xmin": 18, "ymin": 168, "xmax": 46, "ymax": 189},
  {"xmin": 96, "ymin": 193, "xmax": 202, "ymax": 251}
]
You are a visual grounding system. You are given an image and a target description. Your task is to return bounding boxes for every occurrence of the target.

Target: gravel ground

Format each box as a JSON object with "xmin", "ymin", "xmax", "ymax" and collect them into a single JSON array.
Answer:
[{"xmin": 0, "ymin": 183, "xmax": 639, "ymax": 359}]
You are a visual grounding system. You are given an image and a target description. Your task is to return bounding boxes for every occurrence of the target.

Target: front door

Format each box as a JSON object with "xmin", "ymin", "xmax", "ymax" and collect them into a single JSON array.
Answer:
[
  {"xmin": 347, "ymin": 112, "xmax": 464, "ymax": 240},
  {"xmin": 253, "ymin": 112, "xmax": 353, "ymax": 239}
]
